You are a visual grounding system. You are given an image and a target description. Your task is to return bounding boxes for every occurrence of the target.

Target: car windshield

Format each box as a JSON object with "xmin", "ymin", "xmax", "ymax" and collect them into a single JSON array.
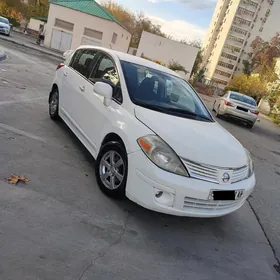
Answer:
[
  {"xmin": 0, "ymin": 18, "xmax": 9, "ymax": 24},
  {"xmin": 121, "ymin": 61, "xmax": 213, "ymax": 122},
  {"xmin": 230, "ymin": 93, "xmax": 256, "ymax": 106}
]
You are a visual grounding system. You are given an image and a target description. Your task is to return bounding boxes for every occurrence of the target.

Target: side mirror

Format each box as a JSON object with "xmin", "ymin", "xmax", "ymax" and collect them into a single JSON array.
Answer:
[{"xmin": 93, "ymin": 82, "xmax": 113, "ymax": 107}]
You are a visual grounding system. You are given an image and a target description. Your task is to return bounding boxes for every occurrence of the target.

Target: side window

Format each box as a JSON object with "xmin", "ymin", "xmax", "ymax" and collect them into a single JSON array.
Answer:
[
  {"xmin": 69, "ymin": 49, "xmax": 97, "ymax": 78},
  {"xmin": 91, "ymin": 55, "xmax": 122, "ymax": 103}
]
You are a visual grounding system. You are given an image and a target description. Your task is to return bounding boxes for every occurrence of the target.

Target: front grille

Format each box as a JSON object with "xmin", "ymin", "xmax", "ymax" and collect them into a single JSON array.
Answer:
[
  {"xmin": 183, "ymin": 196, "xmax": 242, "ymax": 211},
  {"xmin": 182, "ymin": 159, "xmax": 249, "ymax": 184}
]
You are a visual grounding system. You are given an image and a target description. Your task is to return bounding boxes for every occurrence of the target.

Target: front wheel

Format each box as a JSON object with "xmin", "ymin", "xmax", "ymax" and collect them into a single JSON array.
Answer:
[
  {"xmin": 49, "ymin": 89, "xmax": 59, "ymax": 120},
  {"xmin": 95, "ymin": 142, "xmax": 128, "ymax": 199}
]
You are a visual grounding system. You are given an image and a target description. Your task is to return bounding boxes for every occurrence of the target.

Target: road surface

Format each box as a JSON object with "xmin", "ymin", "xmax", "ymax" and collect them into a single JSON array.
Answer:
[{"xmin": 0, "ymin": 39, "xmax": 279, "ymax": 280}]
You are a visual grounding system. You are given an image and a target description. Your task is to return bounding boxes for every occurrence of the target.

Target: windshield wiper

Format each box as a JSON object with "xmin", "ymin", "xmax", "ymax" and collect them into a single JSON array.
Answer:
[
  {"xmin": 161, "ymin": 107, "xmax": 212, "ymax": 121},
  {"xmin": 135, "ymin": 102, "xmax": 212, "ymax": 122}
]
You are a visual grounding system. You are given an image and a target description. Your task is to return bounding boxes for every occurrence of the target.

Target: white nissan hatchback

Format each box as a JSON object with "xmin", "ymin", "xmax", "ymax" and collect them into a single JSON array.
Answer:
[{"xmin": 49, "ymin": 46, "xmax": 256, "ymax": 217}]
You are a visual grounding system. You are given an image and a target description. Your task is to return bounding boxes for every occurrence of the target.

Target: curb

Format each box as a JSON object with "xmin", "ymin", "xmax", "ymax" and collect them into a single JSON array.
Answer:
[
  {"xmin": 0, "ymin": 50, "xmax": 6, "ymax": 61},
  {"xmin": 0, "ymin": 36, "xmax": 63, "ymax": 60}
]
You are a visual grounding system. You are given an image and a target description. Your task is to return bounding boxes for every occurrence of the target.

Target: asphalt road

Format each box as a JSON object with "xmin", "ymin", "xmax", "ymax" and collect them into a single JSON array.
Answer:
[{"xmin": 0, "ymin": 39, "xmax": 280, "ymax": 280}]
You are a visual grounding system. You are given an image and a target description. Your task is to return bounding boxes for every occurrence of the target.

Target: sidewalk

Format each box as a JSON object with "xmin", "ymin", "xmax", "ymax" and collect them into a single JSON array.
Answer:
[{"xmin": 0, "ymin": 31, "xmax": 63, "ymax": 60}]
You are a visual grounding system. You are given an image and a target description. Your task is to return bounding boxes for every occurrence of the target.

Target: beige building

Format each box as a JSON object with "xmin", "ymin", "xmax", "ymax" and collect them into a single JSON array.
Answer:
[
  {"xmin": 136, "ymin": 31, "xmax": 199, "ymax": 80},
  {"xmin": 203, "ymin": 0, "xmax": 278, "ymax": 89},
  {"xmin": 44, "ymin": 0, "xmax": 131, "ymax": 53}
]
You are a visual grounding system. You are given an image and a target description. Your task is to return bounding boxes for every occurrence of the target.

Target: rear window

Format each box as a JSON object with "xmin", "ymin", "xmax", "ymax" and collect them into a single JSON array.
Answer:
[{"xmin": 230, "ymin": 93, "xmax": 256, "ymax": 106}]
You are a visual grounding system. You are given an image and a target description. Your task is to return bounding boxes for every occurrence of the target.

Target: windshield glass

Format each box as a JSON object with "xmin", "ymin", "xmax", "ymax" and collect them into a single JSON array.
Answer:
[
  {"xmin": 121, "ymin": 61, "xmax": 213, "ymax": 122},
  {"xmin": 229, "ymin": 92, "xmax": 256, "ymax": 106},
  {"xmin": 0, "ymin": 18, "xmax": 9, "ymax": 24}
]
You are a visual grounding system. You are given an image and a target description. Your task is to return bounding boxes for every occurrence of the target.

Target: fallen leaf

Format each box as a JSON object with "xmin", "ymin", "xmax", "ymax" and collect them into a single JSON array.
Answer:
[{"xmin": 7, "ymin": 174, "xmax": 29, "ymax": 184}]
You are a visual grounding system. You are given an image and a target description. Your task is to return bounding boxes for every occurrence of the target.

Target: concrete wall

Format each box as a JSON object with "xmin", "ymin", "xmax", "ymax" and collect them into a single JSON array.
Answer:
[
  {"xmin": 44, "ymin": 3, "xmax": 131, "ymax": 53},
  {"xmin": 136, "ymin": 31, "xmax": 199, "ymax": 80},
  {"xmin": 28, "ymin": 18, "xmax": 44, "ymax": 32}
]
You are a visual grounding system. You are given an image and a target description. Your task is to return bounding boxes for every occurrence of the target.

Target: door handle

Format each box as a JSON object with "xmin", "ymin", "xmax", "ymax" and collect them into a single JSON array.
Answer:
[
  {"xmin": 79, "ymin": 85, "xmax": 85, "ymax": 92},
  {"xmin": 63, "ymin": 72, "xmax": 68, "ymax": 77}
]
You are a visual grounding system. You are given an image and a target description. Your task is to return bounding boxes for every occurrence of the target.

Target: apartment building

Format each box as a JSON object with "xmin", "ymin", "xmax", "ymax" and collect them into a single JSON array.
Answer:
[{"xmin": 203, "ymin": 0, "xmax": 277, "ymax": 89}]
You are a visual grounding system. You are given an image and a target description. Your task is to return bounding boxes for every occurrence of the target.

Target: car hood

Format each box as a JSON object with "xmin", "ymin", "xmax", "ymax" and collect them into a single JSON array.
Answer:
[
  {"xmin": 0, "ymin": 23, "xmax": 9, "ymax": 28},
  {"xmin": 135, "ymin": 106, "xmax": 248, "ymax": 168}
]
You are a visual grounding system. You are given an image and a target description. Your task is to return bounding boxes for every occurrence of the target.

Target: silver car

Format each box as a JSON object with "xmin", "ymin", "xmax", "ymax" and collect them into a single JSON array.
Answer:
[
  {"xmin": 213, "ymin": 91, "xmax": 259, "ymax": 128},
  {"xmin": 0, "ymin": 16, "xmax": 10, "ymax": 36}
]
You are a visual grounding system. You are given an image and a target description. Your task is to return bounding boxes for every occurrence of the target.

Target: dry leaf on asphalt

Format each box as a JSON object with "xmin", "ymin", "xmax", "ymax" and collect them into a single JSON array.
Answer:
[{"xmin": 7, "ymin": 174, "xmax": 29, "ymax": 184}]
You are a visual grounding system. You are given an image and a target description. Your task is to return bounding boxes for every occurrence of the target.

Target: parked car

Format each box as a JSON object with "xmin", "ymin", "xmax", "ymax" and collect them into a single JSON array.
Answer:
[
  {"xmin": 49, "ymin": 46, "xmax": 256, "ymax": 217},
  {"xmin": 213, "ymin": 91, "xmax": 259, "ymax": 128},
  {"xmin": 0, "ymin": 16, "xmax": 10, "ymax": 36}
]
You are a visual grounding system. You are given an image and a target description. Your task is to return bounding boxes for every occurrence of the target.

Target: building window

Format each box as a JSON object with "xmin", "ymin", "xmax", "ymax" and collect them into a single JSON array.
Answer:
[
  {"xmin": 238, "ymin": 7, "xmax": 255, "ymax": 17},
  {"xmin": 242, "ymin": 0, "xmax": 258, "ymax": 8},
  {"xmin": 231, "ymin": 26, "xmax": 248, "ymax": 36},
  {"xmin": 54, "ymin": 18, "xmax": 74, "ymax": 31},
  {"xmin": 212, "ymin": 78, "xmax": 228, "ymax": 86},
  {"xmin": 224, "ymin": 44, "xmax": 241, "ymax": 53},
  {"xmin": 259, "ymin": 27, "xmax": 263, "ymax": 32},
  {"xmin": 217, "ymin": 61, "xmax": 234, "ymax": 70},
  {"xmin": 84, "ymin": 28, "xmax": 103, "ymax": 40},
  {"xmin": 228, "ymin": 35, "xmax": 244, "ymax": 44},
  {"xmin": 111, "ymin": 33, "xmax": 118, "ymax": 44},
  {"xmin": 132, "ymin": 49, "xmax": 137, "ymax": 55},
  {"xmin": 221, "ymin": 52, "xmax": 238, "ymax": 61},
  {"xmin": 234, "ymin": 16, "xmax": 251, "ymax": 26},
  {"xmin": 215, "ymin": 69, "xmax": 231, "ymax": 78}
]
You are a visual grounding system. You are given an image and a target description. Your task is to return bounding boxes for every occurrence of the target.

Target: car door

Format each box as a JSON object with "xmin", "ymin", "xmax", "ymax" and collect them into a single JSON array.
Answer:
[
  {"xmin": 60, "ymin": 48, "xmax": 98, "ymax": 130},
  {"xmin": 78, "ymin": 52, "xmax": 123, "ymax": 149}
]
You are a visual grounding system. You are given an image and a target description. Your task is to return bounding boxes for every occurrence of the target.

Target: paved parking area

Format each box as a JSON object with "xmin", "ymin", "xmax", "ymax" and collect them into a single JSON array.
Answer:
[{"xmin": 0, "ymin": 40, "xmax": 279, "ymax": 280}]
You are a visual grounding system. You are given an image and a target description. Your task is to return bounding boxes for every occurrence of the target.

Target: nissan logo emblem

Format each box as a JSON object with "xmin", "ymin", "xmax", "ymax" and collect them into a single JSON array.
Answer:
[{"xmin": 222, "ymin": 172, "xmax": 230, "ymax": 183}]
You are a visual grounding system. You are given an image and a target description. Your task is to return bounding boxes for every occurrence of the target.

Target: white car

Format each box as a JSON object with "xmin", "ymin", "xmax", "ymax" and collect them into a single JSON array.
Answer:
[
  {"xmin": 49, "ymin": 46, "xmax": 256, "ymax": 217},
  {"xmin": 0, "ymin": 16, "xmax": 10, "ymax": 36}
]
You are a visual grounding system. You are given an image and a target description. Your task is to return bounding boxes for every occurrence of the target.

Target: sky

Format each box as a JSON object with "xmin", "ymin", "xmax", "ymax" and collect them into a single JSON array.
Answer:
[{"xmin": 110, "ymin": 0, "xmax": 217, "ymax": 42}]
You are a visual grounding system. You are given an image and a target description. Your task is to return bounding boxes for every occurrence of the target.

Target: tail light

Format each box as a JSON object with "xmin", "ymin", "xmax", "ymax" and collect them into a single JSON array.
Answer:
[
  {"xmin": 250, "ymin": 110, "xmax": 259, "ymax": 115},
  {"xmin": 224, "ymin": 100, "xmax": 234, "ymax": 107},
  {"xmin": 56, "ymin": 63, "xmax": 64, "ymax": 71}
]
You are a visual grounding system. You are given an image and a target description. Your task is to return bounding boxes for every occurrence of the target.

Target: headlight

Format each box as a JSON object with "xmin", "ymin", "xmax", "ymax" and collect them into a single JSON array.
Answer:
[
  {"xmin": 246, "ymin": 149, "xmax": 254, "ymax": 178},
  {"xmin": 137, "ymin": 135, "xmax": 189, "ymax": 177}
]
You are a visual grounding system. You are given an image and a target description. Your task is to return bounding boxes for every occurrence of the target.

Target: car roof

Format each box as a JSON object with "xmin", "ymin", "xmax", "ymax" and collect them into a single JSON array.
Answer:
[
  {"xmin": 76, "ymin": 45, "xmax": 181, "ymax": 77},
  {"xmin": 0, "ymin": 16, "xmax": 8, "ymax": 20}
]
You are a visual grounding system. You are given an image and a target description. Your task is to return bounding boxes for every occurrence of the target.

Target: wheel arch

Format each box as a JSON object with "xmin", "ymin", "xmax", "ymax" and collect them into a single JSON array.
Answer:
[{"xmin": 100, "ymin": 133, "xmax": 127, "ymax": 153}]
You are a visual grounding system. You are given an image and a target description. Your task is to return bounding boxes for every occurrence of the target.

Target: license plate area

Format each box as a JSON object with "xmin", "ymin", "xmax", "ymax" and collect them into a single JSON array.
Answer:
[
  {"xmin": 237, "ymin": 106, "xmax": 248, "ymax": 112},
  {"xmin": 210, "ymin": 190, "xmax": 244, "ymax": 201}
]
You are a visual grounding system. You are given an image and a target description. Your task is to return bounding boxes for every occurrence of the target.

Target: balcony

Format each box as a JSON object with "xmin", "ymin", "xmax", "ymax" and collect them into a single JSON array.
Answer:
[
  {"xmin": 215, "ymin": 65, "xmax": 234, "ymax": 75},
  {"xmin": 236, "ymin": 8, "xmax": 255, "ymax": 21},
  {"xmin": 239, "ymin": 0, "xmax": 258, "ymax": 12},
  {"xmin": 226, "ymin": 37, "xmax": 244, "ymax": 47},
  {"xmin": 213, "ymin": 72, "xmax": 230, "ymax": 83}
]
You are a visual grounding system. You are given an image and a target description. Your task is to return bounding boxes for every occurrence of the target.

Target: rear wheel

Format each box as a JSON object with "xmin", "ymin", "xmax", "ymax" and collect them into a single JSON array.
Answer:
[
  {"xmin": 247, "ymin": 122, "xmax": 254, "ymax": 129},
  {"xmin": 95, "ymin": 142, "xmax": 128, "ymax": 199},
  {"xmin": 49, "ymin": 89, "xmax": 59, "ymax": 120}
]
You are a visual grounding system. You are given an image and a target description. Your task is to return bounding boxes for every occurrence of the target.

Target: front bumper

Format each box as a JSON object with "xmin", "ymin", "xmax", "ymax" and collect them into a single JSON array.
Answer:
[
  {"xmin": 126, "ymin": 151, "xmax": 256, "ymax": 217},
  {"xmin": 220, "ymin": 106, "xmax": 257, "ymax": 124},
  {"xmin": 0, "ymin": 28, "xmax": 10, "ymax": 35}
]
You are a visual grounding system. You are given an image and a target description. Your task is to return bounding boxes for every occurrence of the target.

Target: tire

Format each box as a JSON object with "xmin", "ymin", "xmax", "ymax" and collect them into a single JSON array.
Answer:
[
  {"xmin": 95, "ymin": 142, "xmax": 128, "ymax": 199},
  {"xmin": 247, "ymin": 122, "xmax": 254, "ymax": 129},
  {"xmin": 49, "ymin": 88, "xmax": 59, "ymax": 120}
]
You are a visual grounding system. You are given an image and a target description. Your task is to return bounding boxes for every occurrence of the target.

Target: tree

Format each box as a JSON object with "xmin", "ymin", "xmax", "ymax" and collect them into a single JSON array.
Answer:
[
  {"xmin": 226, "ymin": 74, "xmax": 266, "ymax": 102},
  {"xmin": 243, "ymin": 60, "xmax": 252, "ymax": 76},
  {"xmin": 167, "ymin": 60, "xmax": 188, "ymax": 75},
  {"xmin": 102, "ymin": 1, "xmax": 166, "ymax": 47}
]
